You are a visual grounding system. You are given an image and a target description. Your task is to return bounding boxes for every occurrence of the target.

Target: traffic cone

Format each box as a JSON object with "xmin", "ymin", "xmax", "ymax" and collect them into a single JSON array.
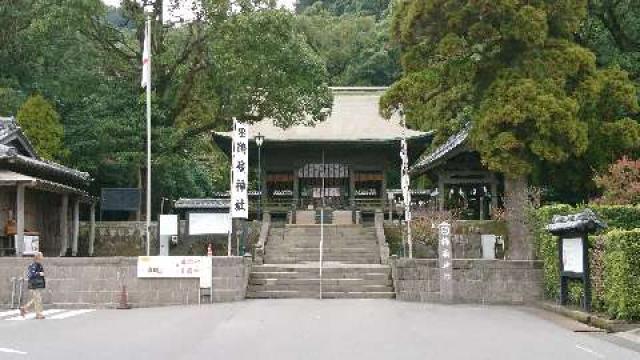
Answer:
[
  {"xmin": 117, "ymin": 285, "xmax": 131, "ymax": 310},
  {"xmin": 207, "ymin": 243, "xmax": 213, "ymax": 257}
]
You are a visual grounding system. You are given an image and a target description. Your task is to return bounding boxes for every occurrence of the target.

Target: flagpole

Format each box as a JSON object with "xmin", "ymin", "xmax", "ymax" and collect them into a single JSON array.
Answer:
[
  {"xmin": 319, "ymin": 149, "xmax": 325, "ymax": 300},
  {"xmin": 145, "ymin": 9, "xmax": 152, "ymax": 256}
]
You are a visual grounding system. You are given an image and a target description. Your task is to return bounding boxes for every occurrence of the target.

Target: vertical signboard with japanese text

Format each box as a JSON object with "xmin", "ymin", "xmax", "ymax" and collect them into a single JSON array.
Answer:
[{"xmin": 231, "ymin": 119, "xmax": 249, "ymax": 219}]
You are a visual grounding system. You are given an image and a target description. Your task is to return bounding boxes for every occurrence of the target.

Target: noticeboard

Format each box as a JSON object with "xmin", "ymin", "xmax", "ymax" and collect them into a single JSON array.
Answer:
[
  {"xmin": 188, "ymin": 212, "xmax": 230, "ymax": 235},
  {"xmin": 137, "ymin": 256, "xmax": 212, "ymax": 288},
  {"xmin": 101, "ymin": 188, "xmax": 141, "ymax": 211},
  {"xmin": 159, "ymin": 215, "xmax": 178, "ymax": 236},
  {"xmin": 562, "ymin": 237, "xmax": 584, "ymax": 273}
]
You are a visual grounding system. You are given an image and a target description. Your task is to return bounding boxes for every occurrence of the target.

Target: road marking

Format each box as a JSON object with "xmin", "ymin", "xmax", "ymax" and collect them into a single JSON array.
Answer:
[
  {"xmin": 0, "ymin": 310, "xmax": 20, "ymax": 319},
  {"xmin": 4, "ymin": 309, "xmax": 95, "ymax": 321},
  {"xmin": 576, "ymin": 344, "xmax": 605, "ymax": 359},
  {"xmin": 6, "ymin": 309, "xmax": 65, "ymax": 321},
  {"xmin": 47, "ymin": 309, "xmax": 95, "ymax": 320},
  {"xmin": 0, "ymin": 347, "xmax": 27, "ymax": 355}
]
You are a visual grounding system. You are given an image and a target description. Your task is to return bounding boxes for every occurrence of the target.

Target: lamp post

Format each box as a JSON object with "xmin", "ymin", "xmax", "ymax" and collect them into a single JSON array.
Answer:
[{"xmin": 256, "ymin": 133, "xmax": 265, "ymax": 220}]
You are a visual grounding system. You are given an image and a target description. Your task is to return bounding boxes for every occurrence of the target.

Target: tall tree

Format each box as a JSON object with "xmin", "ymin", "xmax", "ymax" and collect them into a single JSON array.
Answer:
[
  {"xmin": 382, "ymin": 0, "xmax": 640, "ymax": 202},
  {"xmin": 0, "ymin": 0, "xmax": 332, "ymax": 211},
  {"xmin": 16, "ymin": 95, "xmax": 66, "ymax": 161}
]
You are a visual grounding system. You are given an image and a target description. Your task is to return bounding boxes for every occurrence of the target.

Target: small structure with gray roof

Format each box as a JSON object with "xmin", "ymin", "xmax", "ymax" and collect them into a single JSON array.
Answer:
[
  {"xmin": 409, "ymin": 124, "xmax": 503, "ymax": 220},
  {"xmin": 0, "ymin": 116, "xmax": 96, "ymax": 257}
]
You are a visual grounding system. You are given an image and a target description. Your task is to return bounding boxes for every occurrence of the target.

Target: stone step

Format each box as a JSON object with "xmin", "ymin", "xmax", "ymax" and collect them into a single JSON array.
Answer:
[
  {"xmin": 250, "ymin": 265, "xmax": 391, "ymax": 274},
  {"xmin": 250, "ymin": 278, "xmax": 393, "ymax": 286},
  {"xmin": 246, "ymin": 291, "xmax": 395, "ymax": 299},
  {"xmin": 264, "ymin": 254, "xmax": 380, "ymax": 261},
  {"xmin": 263, "ymin": 258, "xmax": 380, "ymax": 265},
  {"xmin": 266, "ymin": 247, "xmax": 378, "ymax": 252},
  {"xmin": 276, "ymin": 235, "xmax": 377, "ymax": 240},
  {"xmin": 250, "ymin": 271, "xmax": 390, "ymax": 280},
  {"xmin": 249, "ymin": 284, "xmax": 393, "ymax": 292}
]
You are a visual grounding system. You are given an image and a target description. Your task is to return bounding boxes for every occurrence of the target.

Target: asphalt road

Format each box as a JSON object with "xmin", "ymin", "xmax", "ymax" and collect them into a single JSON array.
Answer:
[{"xmin": 1, "ymin": 299, "xmax": 639, "ymax": 360}]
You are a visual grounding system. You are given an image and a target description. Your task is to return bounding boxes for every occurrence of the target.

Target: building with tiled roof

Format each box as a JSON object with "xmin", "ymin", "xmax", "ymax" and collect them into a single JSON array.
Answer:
[{"xmin": 0, "ymin": 116, "xmax": 96, "ymax": 257}]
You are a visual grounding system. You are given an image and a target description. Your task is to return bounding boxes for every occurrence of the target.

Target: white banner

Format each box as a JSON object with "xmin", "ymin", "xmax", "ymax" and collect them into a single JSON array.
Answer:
[
  {"xmin": 400, "ymin": 138, "xmax": 411, "ymax": 221},
  {"xmin": 159, "ymin": 214, "xmax": 178, "ymax": 236},
  {"xmin": 137, "ymin": 256, "xmax": 213, "ymax": 288},
  {"xmin": 231, "ymin": 119, "xmax": 249, "ymax": 219},
  {"xmin": 188, "ymin": 212, "xmax": 231, "ymax": 235}
]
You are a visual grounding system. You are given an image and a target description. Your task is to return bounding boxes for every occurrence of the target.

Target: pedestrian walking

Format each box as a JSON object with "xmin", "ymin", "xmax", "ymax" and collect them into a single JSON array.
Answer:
[{"xmin": 20, "ymin": 252, "xmax": 46, "ymax": 319}]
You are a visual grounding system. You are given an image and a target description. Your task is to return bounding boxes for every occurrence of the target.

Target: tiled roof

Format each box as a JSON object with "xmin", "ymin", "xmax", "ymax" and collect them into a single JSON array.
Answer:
[
  {"xmin": 174, "ymin": 198, "xmax": 230, "ymax": 209},
  {"xmin": 410, "ymin": 125, "xmax": 471, "ymax": 174},
  {"xmin": 0, "ymin": 116, "xmax": 37, "ymax": 158},
  {"xmin": 214, "ymin": 88, "xmax": 432, "ymax": 143},
  {"xmin": 0, "ymin": 144, "xmax": 91, "ymax": 184}
]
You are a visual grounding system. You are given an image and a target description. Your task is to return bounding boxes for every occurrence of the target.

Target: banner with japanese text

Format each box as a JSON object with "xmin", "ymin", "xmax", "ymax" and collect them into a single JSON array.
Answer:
[{"xmin": 231, "ymin": 119, "xmax": 249, "ymax": 219}]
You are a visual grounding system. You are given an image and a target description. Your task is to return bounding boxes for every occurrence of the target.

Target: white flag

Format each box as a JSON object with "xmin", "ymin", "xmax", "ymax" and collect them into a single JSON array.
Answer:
[{"xmin": 141, "ymin": 21, "xmax": 150, "ymax": 88}]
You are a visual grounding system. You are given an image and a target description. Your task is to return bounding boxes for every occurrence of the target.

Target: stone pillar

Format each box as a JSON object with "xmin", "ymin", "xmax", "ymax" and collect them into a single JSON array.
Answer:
[
  {"xmin": 89, "ymin": 203, "xmax": 96, "ymax": 256},
  {"xmin": 349, "ymin": 168, "xmax": 355, "ymax": 208},
  {"xmin": 490, "ymin": 181, "xmax": 498, "ymax": 215},
  {"xmin": 292, "ymin": 169, "xmax": 299, "ymax": 209},
  {"xmin": 59, "ymin": 194, "xmax": 69, "ymax": 257},
  {"xmin": 504, "ymin": 176, "xmax": 530, "ymax": 260},
  {"xmin": 15, "ymin": 184, "xmax": 25, "ymax": 257},
  {"xmin": 380, "ymin": 168, "xmax": 387, "ymax": 211},
  {"xmin": 72, "ymin": 198, "xmax": 80, "ymax": 256},
  {"xmin": 438, "ymin": 178, "xmax": 445, "ymax": 212},
  {"xmin": 438, "ymin": 221, "xmax": 453, "ymax": 303}
]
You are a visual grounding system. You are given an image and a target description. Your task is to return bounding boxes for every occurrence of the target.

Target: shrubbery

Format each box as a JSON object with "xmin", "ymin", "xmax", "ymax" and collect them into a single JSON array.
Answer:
[
  {"xmin": 603, "ymin": 229, "xmax": 640, "ymax": 320},
  {"xmin": 532, "ymin": 204, "xmax": 640, "ymax": 319}
]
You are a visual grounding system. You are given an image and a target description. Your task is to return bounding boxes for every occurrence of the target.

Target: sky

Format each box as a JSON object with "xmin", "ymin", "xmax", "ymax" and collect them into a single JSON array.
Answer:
[{"xmin": 101, "ymin": 0, "xmax": 296, "ymax": 10}]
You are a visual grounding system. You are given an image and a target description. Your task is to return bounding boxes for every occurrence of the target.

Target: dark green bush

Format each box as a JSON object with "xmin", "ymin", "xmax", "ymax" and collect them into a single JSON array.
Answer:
[
  {"xmin": 603, "ymin": 229, "xmax": 640, "ymax": 320},
  {"xmin": 590, "ymin": 205, "xmax": 640, "ymax": 230}
]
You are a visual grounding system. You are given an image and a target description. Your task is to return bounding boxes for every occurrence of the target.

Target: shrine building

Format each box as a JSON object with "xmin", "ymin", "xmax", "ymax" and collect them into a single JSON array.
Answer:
[{"xmin": 213, "ymin": 87, "xmax": 432, "ymax": 219}]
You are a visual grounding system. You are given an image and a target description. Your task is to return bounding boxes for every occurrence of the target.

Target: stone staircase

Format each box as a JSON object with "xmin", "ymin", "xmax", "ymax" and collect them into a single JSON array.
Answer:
[{"xmin": 248, "ymin": 224, "xmax": 394, "ymax": 299}]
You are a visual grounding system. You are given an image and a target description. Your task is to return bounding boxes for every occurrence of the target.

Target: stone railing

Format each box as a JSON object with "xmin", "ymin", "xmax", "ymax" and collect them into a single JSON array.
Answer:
[
  {"xmin": 0, "ymin": 256, "xmax": 252, "ymax": 308},
  {"xmin": 390, "ymin": 257, "xmax": 543, "ymax": 304},
  {"xmin": 254, "ymin": 212, "xmax": 271, "ymax": 265},
  {"xmin": 374, "ymin": 210, "xmax": 390, "ymax": 264}
]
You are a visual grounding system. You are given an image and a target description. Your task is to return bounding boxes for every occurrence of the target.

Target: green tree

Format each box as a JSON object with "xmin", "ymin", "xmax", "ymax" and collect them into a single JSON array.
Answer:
[
  {"xmin": 297, "ymin": 3, "xmax": 400, "ymax": 86},
  {"xmin": 382, "ymin": 0, "xmax": 640, "ymax": 201},
  {"xmin": 16, "ymin": 95, "xmax": 66, "ymax": 160},
  {"xmin": 1, "ymin": 0, "xmax": 332, "ymax": 213},
  {"xmin": 296, "ymin": 0, "xmax": 391, "ymax": 18}
]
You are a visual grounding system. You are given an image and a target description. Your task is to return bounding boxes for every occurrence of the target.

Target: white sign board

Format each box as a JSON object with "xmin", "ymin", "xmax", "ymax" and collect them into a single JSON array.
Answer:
[
  {"xmin": 481, "ymin": 234, "xmax": 496, "ymax": 260},
  {"xmin": 137, "ymin": 256, "xmax": 212, "ymax": 288},
  {"xmin": 188, "ymin": 212, "xmax": 231, "ymax": 235},
  {"xmin": 23, "ymin": 235, "xmax": 39, "ymax": 256},
  {"xmin": 562, "ymin": 237, "xmax": 583, "ymax": 273},
  {"xmin": 230, "ymin": 119, "xmax": 249, "ymax": 219},
  {"xmin": 159, "ymin": 215, "xmax": 178, "ymax": 236}
]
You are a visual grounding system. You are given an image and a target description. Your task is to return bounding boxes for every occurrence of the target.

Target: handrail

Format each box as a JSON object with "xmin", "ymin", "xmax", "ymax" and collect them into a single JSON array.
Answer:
[
  {"xmin": 254, "ymin": 212, "xmax": 271, "ymax": 265},
  {"xmin": 374, "ymin": 210, "xmax": 390, "ymax": 264}
]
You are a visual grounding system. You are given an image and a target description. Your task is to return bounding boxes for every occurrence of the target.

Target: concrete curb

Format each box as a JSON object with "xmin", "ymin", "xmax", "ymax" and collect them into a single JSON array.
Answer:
[{"xmin": 539, "ymin": 302, "xmax": 640, "ymax": 333}]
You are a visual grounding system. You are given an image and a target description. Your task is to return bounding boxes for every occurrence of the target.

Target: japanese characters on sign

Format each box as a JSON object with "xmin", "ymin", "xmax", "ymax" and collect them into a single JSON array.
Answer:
[
  {"xmin": 400, "ymin": 138, "xmax": 411, "ymax": 221},
  {"xmin": 231, "ymin": 119, "xmax": 249, "ymax": 219},
  {"xmin": 137, "ymin": 256, "xmax": 213, "ymax": 288}
]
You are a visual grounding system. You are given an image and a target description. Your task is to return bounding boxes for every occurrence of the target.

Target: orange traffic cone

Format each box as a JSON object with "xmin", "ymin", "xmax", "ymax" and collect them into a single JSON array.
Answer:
[
  {"xmin": 207, "ymin": 243, "xmax": 213, "ymax": 257},
  {"xmin": 117, "ymin": 285, "xmax": 131, "ymax": 310}
]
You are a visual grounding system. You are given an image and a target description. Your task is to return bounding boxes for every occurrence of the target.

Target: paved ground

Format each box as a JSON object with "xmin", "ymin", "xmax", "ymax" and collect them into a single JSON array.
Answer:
[{"xmin": 1, "ymin": 299, "xmax": 639, "ymax": 359}]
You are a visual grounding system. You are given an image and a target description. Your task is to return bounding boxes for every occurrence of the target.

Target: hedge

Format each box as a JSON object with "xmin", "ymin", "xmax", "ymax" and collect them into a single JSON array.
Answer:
[
  {"xmin": 603, "ymin": 229, "xmax": 640, "ymax": 320},
  {"xmin": 532, "ymin": 204, "xmax": 640, "ymax": 319}
]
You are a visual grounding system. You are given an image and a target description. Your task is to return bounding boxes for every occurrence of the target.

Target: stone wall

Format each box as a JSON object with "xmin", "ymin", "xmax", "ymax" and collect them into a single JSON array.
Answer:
[
  {"xmin": 0, "ymin": 256, "xmax": 251, "ymax": 308},
  {"xmin": 391, "ymin": 257, "xmax": 543, "ymax": 305},
  {"xmin": 79, "ymin": 221, "xmax": 159, "ymax": 257}
]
